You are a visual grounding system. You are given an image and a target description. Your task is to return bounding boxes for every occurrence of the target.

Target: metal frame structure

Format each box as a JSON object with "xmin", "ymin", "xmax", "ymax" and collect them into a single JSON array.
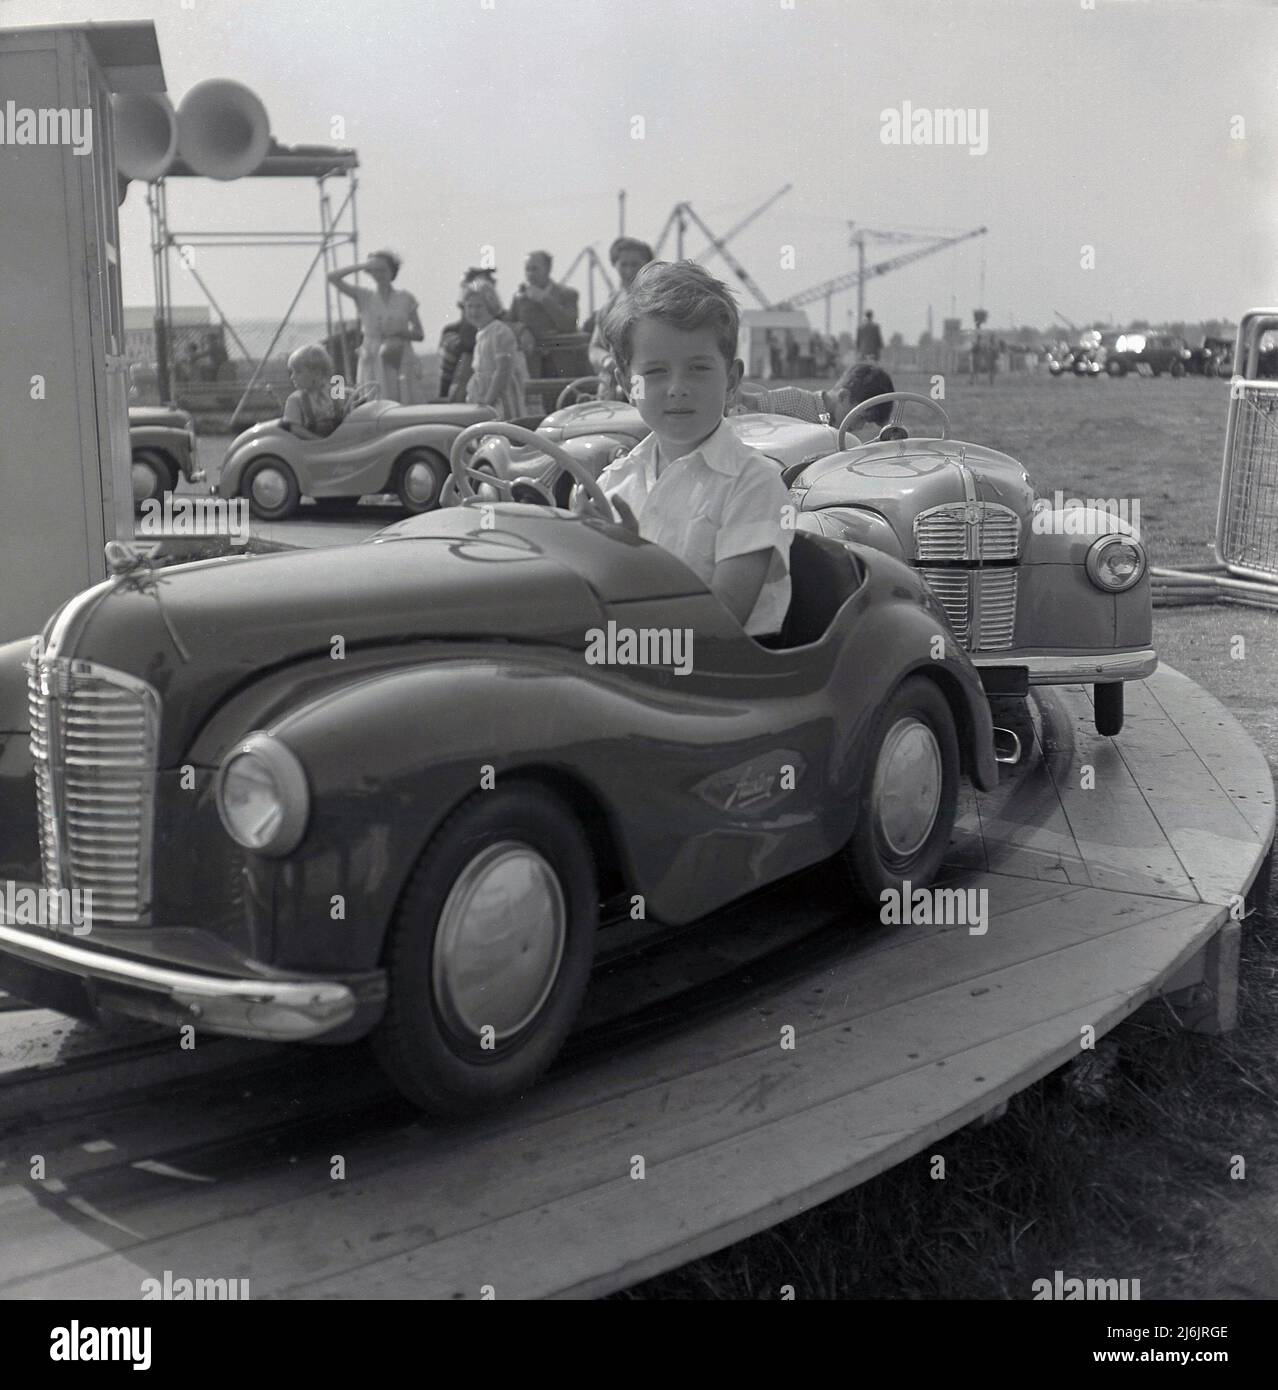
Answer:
[{"xmin": 145, "ymin": 144, "xmax": 359, "ymax": 425}]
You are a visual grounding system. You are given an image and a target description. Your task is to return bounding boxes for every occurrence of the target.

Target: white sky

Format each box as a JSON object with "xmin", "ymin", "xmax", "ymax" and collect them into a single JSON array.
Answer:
[{"xmin": 8, "ymin": 0, "xmax": 1278, "ymax": 338}]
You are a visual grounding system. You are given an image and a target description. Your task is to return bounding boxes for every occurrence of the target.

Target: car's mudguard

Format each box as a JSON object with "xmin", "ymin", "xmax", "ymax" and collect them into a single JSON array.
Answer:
[{"xmin": 129, "ymin": 425, "xmax": 191, "ymax": 473}]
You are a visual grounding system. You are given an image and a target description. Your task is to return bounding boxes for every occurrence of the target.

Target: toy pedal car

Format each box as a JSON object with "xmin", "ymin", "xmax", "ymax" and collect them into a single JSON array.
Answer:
[
  {"xmin": 129, "ymin": 405, "xmax": 204, "ymax": 504},
  {"xmin": 0, "ymin": 422, "xmax": 996, "ymax": 1116},
  {"xmin": 217, "ymin": 385, "xmax": 499, "ymax": 519}
]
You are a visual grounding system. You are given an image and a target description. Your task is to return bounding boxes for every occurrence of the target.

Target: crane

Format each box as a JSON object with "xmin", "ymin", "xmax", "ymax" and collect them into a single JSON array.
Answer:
[
  {"xmin": 774, "ymin": 225, "xmax": 988, "ymax": 332},
  {"xmin": 652, "ymin": 190, "xmax": 789, "ymax": 309}
]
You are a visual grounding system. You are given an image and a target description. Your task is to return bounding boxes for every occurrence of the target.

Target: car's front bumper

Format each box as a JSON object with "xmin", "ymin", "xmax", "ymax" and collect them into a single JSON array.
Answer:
[
  {"xmin": 0, "ymin": 906, "xmax": 385, "ymax": 1042},
  {"xmin": 974, "ymin": 648, "xmax": 1157, "ymax": 685}
]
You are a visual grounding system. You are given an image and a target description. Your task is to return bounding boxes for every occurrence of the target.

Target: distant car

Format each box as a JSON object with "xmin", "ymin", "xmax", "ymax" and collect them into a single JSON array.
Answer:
[
  {"xmin": 1190, "ymin": 336, "xmax": 1234, "ymax": 377},
  {"xmin": 217, "ymin": 391, "xmax": 499, "ymax": 519},
  {"xmin": 128, "ymin": 405, "xmax": 203, "ymax": 503},
  {"xmin": 0, "ymin": 433, "xmax": 998, "ymax": 1114},
  {"xmin": 487, "ymin": 392, "xmax": 1156, "ymax": 737},
  {"xmin": 1103, "ymin": 332, "xmax": 1189, "ymax": 378}
]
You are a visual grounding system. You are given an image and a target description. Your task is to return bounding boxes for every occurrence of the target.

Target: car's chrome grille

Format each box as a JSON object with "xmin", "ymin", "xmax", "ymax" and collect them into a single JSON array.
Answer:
[
  {"xmin": 919, "ymin": 568, "xmax": 971, "ymax": 644},
  {"xmin": 25, "ymin": 658, "xmax": 158, "ymax": 925},
  {"xmin": 914, "ymin": 502, "xmax": 1021, "ymax": 561},
  {"xmin": 918, "ymin": 568, "xmax": 1019, "ymax": 652}
]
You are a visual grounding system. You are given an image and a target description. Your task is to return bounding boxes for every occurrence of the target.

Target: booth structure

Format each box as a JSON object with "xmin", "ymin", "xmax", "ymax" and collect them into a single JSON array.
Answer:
[
  {"xmin": 0, "ymin": 21, "xmax": 162, "ymax": 644},
  {"xmin": 738, "ymin": 308, "xmax": 813, "ymax": 380}
]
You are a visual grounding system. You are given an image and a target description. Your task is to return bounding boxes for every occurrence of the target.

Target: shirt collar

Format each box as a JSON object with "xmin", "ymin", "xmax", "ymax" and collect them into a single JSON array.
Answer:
[{"xmin": 629, "ymin": 419, "xmax": 744, "ymax": 478}]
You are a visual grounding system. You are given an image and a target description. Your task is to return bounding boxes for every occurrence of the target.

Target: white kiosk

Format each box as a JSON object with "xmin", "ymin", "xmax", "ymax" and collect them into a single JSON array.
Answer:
[{"xmin": 0, "ymin": 22, "xmax": 164, "ymax": 643}]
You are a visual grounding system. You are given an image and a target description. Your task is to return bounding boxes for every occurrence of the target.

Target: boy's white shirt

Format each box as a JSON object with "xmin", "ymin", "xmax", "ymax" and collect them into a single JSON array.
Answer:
[{"xmin": 595, "ymin": 420, "xmax": 792, "ymax": 637}]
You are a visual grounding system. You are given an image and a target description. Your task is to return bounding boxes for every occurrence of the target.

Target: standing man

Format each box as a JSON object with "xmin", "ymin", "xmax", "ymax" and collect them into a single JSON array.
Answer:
[
  {"xmin": 856, "ymin": 309, "xmax": 884, "ymax": 361},
  {"xmin": 589, "ymin": 236, "xmax": 655, "ymax": 392},
  {"xmin": 510, "ymin": 251, "xmax": 580, "ymax": 377}
]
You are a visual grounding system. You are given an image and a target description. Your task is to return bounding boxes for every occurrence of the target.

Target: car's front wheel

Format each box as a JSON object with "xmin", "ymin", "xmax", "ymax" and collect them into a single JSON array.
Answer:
[
  {"xmin": 131, "ymin": 450, "xmax": 175, "ymax": 505},
  {"xmin": 845, "ymin": 676, "xmax": 960, "ymax": 904},
  {"xmin": 240, "ymin": 455, "xmax": 300, "ymax": 520},
  {"xmin": 1107, "ymin": 359, "xmax": 1127, "ymax": 378},
  {"xmin": 393, "ymin": 448, "xmax": 449, "ymax": 513},
  {"xmin": 1094, "ymin": 682, "xmax": 1124, "ymax": 736},
  {"xmin": 372, "ymin": 783, "xmax": 599, "ymax": 1115}
]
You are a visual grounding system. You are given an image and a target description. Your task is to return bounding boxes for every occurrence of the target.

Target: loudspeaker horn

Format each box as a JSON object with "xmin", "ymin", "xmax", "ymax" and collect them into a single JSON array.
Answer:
[
  {"xmin": 112, "ymin": 92, "xmax": 179, "ymax": 203},
  {"xmin": 176, "ymin": 79, "xmax": 271, "ymax": 181}
]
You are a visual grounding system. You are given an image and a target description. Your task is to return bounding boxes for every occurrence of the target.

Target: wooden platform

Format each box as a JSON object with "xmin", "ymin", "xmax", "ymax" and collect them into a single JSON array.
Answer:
[{"xmin": 0, "ymin": 666, "xmax": 1271, "ymax": 1300}]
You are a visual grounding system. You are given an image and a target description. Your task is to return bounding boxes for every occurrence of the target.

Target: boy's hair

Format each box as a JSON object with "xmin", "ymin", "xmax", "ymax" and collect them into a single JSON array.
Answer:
[
  {"xmin": 836, "ymin": 361, "xmax": 895, "ymax": 424},
  {"xmin": 461, "ymin": 278, "xmax": 504, "ymax": 319},
  {"xmin": 288, "ymin": 343, "xmax": 333, "ymax": 376},
  {"xmin": 604, "ymin": 260, "xmax": 739, "ymax": 374},
  {"xmin": 608, "ymin": 235, "xmax": 654, "ymax": 266}
]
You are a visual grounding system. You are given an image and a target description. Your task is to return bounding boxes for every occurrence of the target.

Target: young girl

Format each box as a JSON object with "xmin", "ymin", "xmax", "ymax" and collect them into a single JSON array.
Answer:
[
  {"xmin": 282, "ymin": 344, "xmax": 345, "ymax": 439},
  {"xmin": 462, "ymin": 279, "xmax": 529, "ymax": 421}
]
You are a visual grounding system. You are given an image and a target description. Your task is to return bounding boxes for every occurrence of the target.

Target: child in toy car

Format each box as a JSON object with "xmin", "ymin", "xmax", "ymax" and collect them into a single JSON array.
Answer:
[
  {"xmin": 734, "ymin": 361, "xmax": 896, "ymax": 429},
  {"xmin": 281, "ymin": 344, "xmax": 346, "ymax": 440}
]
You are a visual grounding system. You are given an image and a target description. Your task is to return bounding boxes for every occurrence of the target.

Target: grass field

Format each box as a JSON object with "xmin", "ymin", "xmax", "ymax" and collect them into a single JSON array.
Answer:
[{"xmin": 623, "ymin": 370, "xmax": 1278, "ymax": 1301}]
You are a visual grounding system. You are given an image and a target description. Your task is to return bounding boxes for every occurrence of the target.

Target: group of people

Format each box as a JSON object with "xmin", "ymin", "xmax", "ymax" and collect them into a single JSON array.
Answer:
[{"xmin": 280, "ymin": 250, "xmax": 902, "ymax": 644}]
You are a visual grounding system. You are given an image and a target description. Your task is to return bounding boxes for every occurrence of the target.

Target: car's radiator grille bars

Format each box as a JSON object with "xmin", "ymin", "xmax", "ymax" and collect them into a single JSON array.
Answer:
[
  {"xmin": 26, "ymin": 658, "xmax": 158, "ymax": 925},
  {"xmin": 918, "ymin": 569, "xmax": 1019, "ymax": 651},
  {"xmin": 914, "ymin": 502, "xmax": 1021, "ymax": 562},
  {"xmin": 914, "ymin": 502, "xmax": 1020, "ymax": 651}
]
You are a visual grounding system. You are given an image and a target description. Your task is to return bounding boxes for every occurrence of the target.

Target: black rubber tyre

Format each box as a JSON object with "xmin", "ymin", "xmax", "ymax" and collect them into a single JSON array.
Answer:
[
  {"xmin": 1048, "ymin": 364, "xmax": 1064, "ymax": 377},
  {"xmin": 1171, "ymin": 359, "xmax": 1185, "ymax": 379},
  {"xmin": 1094, "ymin": 682, "xmax": 1124, "ymax": 736},
  {"xmin": 1107, "ymin": 359, "xmax": 1127, "ymax": 378},
  {"xmin": 1073, "ymin": 358, "xmax": 1089, "ymax": 376},
  {"xmin": 393, "ymin": 448, "xmax": 449, "ymax": 513},
  {"xmin": 239, "ymin": 455, "xmax": 300, "ymax": 520},
  {"xmin": 844, "ymin": 675, "xmax": 960, "ymax": 904},
  {"xmin": 131, "ymin": 450, "xmax": 176, "ymax": 506},
  {"xmin": 371, "ymin": 783, "xmax": 599, "ymax": 1116}
]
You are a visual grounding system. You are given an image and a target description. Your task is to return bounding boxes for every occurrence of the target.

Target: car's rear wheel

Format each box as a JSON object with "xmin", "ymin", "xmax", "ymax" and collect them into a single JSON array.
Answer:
[
  {"xmin": 1094, "ymin": 682, "xmax": 1124, "ymax": 736},
  {"xmin": 845, "ymin": 676, "xmax": 960, "ymax": 904},
  {"xmin": 131, "ymin": 450, "xmax": 175, "ymax": 505},
  {"xmin": 1171, "ymin": 359, "xmax": 1185, "ymax": 378},
  {"xmin": 371, "ymin": 783, "xmax": 599, "ymax": 1115},
  {"xmin": 1072, "ymin": 359, "xmax": 1089, "ymax": 376},
  {"xmin": 240, "ymin": 455, "xmax": 300, "ymax": 520},
  {"xmin": 1107, "ymin": 359, "xmax": 1127, "ymax": 378},
  {"xmin": 393, "ymin": 448, "xmax": 449, "ymax": 513}
]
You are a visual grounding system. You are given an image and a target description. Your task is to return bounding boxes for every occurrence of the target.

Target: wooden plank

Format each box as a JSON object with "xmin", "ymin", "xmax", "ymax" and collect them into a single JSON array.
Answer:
[
  {"xmin": 1162, "ymin": 918, "xmax": 1241, "ymax": 1035},
  {"xmin": 0, "ymin": 890, "xmax": 1221, "ymax": 1299}
]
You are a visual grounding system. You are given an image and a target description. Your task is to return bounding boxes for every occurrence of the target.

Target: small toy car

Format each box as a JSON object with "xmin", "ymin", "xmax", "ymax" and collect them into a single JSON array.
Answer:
[
  {"xmin": 0, "ymin": 424, "xmax": 997, "ymax": 1115},
  {"xmin": 480, "ymin": 393, "xmax": 1155, "ymax": 736},
  {"xmin": 129, "ymin": 405, "xmax": 204, "ymax": 503},
  {"xmin": 217, "ymin": 388, "xmax": 498, "ymax": 519}
]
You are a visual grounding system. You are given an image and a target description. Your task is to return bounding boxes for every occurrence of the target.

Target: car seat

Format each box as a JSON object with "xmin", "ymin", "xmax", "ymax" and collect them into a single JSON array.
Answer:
[{"xmin": 772, "ymin": 530, "xmax": 865, "ymax": 648}]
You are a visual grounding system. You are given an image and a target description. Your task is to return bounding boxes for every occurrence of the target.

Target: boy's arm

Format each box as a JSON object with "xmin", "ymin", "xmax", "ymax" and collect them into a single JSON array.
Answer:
[
  {"xmin": 710, "ymin": 549, "xmax": 772, "ymax": 626},
  {"xmin": 281, "ymin": 393, "xmax": 318, "ymax": 439},
  {"xmin": 711, "ymin": 463, "xmax": 793, "ymax": 628}
]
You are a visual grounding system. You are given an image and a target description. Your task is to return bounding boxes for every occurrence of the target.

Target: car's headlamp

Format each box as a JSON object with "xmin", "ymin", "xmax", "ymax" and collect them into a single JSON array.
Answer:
[
  {"xmin": 1085, "ymin": 534, "xmax": 1146, "ymax": 592},
  {"xmin": 216, "ymin": 732, "xmax": 309, "ymax": 855}
]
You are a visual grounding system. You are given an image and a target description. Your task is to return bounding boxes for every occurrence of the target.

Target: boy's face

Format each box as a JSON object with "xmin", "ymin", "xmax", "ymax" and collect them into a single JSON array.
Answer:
[
  {"xmin": 626, "ymin": 318, "xmax": 742, "ymax": 454},
  {"xmin": 290, "ymin": 363, "xmax": 324, "ymax": 391}
]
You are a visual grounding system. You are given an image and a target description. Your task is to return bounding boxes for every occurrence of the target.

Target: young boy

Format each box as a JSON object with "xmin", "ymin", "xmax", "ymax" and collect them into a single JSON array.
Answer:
[
  {"xmin": 282, "ymin": 344, "xmax": 345, "ymax": 439},
  {"xmin": 594, "ymin": 261, "xmax": 792, "ymax": 639}
]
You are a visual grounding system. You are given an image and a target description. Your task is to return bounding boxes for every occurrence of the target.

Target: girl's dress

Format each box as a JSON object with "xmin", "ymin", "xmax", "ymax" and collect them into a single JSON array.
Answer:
[
  {"xmin": 351, "ymin": 285, "xmax": 425, "ymax": 403},
  {"xmin": 466, "ymin": 318, "xmax": 529, "ymax": 420}
]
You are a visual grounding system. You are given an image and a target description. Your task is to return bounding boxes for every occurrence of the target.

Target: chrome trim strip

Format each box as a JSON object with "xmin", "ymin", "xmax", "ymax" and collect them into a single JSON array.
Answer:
[
  {"xmin": 0, "ymin": 919, "xmax": 360, "ymax": 1041},
  {"xmin": 973, "ymin": 649, "xmax": 1157, "ymax": 682}
]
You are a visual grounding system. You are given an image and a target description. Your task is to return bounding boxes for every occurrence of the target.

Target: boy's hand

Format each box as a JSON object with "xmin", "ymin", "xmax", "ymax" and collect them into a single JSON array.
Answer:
[{"xmin": 611, "ymin": 495, "xmax": 640, "ymax": 533}]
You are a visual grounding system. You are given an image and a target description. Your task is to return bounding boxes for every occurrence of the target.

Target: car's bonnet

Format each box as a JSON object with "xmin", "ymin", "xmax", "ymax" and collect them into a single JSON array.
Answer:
[{"xmin": 797, "ymin": 438, "xmax": 1034, "ymax": 520}]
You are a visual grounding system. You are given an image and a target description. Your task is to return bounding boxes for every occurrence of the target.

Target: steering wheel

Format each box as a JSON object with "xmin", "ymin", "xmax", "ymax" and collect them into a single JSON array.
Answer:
[
  {"xmin": 449, "ymin": 421, "xmax": 620, "ymax": 523},
  {"xmin": 837, "ymin": 392, "xmax": 951, "ymax": 451},
  {"xmin": 347, "ymin": 380, "xmax": 382, "ymax": 409},
  {"xmin": 555, "ymin": 376, "xmax": 604, "ymax": 411}
]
